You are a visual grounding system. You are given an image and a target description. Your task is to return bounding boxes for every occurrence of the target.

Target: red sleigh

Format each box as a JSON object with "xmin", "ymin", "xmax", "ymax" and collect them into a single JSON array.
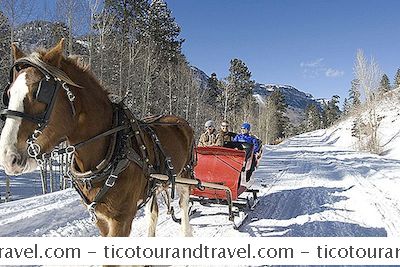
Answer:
[{"xmin": 190, "ymin": 142, "xmax": 260, "ymax": 229}]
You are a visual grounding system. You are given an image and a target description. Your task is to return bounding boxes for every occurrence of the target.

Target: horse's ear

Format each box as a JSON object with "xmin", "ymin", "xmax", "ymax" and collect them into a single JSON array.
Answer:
[
  {"xmin": 11, "ymin": 43, "xmax": 25, "ymax": 61},
  {"xmin": 43, "ymin": 38, "xmax": 65, "ymax": 67}
]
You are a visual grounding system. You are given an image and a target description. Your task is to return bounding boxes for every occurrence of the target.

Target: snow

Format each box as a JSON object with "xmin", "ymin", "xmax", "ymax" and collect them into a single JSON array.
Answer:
[
  {"xmin": 252, "ymin": 94, "xmax": 265, "ymax": 105},
  {"xmin": 1, "ymin": 94, "xmax": 400, "ymax": 239},
  {"xmin": 75, "ymin": 39, "xmax": 90, "ymax": 49}
]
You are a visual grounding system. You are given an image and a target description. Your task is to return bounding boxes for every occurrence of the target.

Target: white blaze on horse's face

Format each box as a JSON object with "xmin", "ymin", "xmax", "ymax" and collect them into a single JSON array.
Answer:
[{"xmin": 0, "ymin": 72, "xmax": 38, "ymax": 175}]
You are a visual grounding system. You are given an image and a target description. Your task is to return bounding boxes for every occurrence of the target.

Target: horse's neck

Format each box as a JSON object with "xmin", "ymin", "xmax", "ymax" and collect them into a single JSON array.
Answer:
[{"xmin": 67, "ymin": 82, "xmax": 114, "ymax": 172}]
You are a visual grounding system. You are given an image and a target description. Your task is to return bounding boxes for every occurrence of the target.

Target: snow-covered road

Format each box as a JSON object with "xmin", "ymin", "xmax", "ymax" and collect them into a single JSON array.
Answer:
[{"xmin": 1, "ymin": 128, "xmax": 400, "ymax": 237}]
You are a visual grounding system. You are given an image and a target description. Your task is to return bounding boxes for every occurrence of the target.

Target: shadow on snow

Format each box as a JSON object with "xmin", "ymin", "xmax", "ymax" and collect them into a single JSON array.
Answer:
[{"xmin": 239, "ymin": 186, "xmax": 387, "ymax": 237}]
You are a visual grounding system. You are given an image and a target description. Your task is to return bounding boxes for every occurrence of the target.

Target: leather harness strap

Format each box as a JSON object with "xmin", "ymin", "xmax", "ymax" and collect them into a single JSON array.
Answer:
[
  {"xmin": 17, "ymin": 54, "xmax": 83, "ymax": 88},
  {"xmin": 68, "ymin": 104, "xmax": 184, "ymax": 223},
  {"xmin": 0, "ymin": 109, "xmax": 45, "ymax": 124}
]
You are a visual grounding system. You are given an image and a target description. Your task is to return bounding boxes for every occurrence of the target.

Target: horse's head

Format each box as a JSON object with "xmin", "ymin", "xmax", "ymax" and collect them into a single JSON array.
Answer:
[{"xmin": 0, "ymin": 39, "xmax": 76, "ymax": 175}]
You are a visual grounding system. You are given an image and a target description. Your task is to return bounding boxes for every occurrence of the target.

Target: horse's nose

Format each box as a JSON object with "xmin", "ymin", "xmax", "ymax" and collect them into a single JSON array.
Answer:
[
  {"xmin": 6, "ymin": 151, "xmax": 20, "ymax": 166},
  {"xmin": 10, "ymin": 153, "xmax": 21, "ymax": 167},
  {"xmin": 0, "ymin": 148, "xmax": 23, "ymax": 174}
]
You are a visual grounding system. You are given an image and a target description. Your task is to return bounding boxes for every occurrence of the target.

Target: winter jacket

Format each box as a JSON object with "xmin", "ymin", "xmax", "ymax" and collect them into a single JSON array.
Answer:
[
  {"xmin": 215, "ymin": 131, "xmax": 236, "ymax": 146},
  {"xmin": 233, "ymin": 133, "xmax": 261, "ymax": 153},
  {"xmin": 198, "ymin": 129, "xmax": 218, "ymax": 147}
]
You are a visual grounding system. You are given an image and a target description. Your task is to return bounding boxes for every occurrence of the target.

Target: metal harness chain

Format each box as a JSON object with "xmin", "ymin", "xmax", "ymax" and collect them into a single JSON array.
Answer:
[
  {"xmin": 60, "ymin": 81, "xmax": 76, "ymax": 115},
  {"xmin": 27, "ymin": 130, "xmax": 76, "ymax": 167},
  {"xmin": 26, "ymin": 82, "xmax": 76, "ymax": 169}
]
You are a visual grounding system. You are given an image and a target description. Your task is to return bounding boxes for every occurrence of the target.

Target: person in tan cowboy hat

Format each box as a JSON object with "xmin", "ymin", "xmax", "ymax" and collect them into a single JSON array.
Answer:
[{"xmin": 198, "ymin": 120, "xmax": 218, "ymax": 147}]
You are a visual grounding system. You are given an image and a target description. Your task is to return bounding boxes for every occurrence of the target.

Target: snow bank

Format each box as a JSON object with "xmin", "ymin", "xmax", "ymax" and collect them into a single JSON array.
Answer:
[{"xmin": 316, "ymin": 90, "xmax": 400, "ymax": 160}]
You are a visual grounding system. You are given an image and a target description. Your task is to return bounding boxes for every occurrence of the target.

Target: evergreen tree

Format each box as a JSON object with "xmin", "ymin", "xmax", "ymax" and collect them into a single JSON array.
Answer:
[
  {"xmin": 378, "ymin": 74, "xmax": 390, "ymax": 94},
  {"xmin": 104, "ymin": 0, "xmax": 149, "ymax": 43},
  {"xmin": 342, "ymin": 98, "xmax": 351, "ymax": 116},
  {"xmin": 349, "ymin": 79, "xmax": 361, "ymax": 109},
  {"xmin": 325, "ymin": 95, "xmax": 341, "ymax": 126},
  {"xmin": 394, "ymin": 68, "xmax": 400, "ymax": 89},
  {"xmin": 305, "ymin": 104, "xmax": 321, "ymax": 131},
  {"xmin": 205, "ymin": 72, "xmax": 221, "ymax": 106},
  {"xmin": 351, "ymin": 118, "xmax": 362, "ymax": 139},
  {"xmin": 225, "ymin": 58, "xmax": 255, "ymax": 116},
  {"xmin": 148, "ymin": 0, "xmax": 183, "ymax": 62},
  {"xmin": 269, "ymin": 90, "xmax": 289, "ymax": 139},
  {"xmin": 321, "ymin": 102, "xmax": 328, "ymax": 128}
]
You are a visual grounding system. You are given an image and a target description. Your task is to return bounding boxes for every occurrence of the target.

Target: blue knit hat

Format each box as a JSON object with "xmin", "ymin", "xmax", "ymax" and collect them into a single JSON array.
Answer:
[{"xmin": 241, "ymin": 122, "xmax": 251, "ymax": 131}]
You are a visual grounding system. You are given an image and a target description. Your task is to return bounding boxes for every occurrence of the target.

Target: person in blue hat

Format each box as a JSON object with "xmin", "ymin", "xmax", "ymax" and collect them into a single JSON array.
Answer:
[{"xmin": 233, "ymin": 122, "xmax": 261, "ymax": 154}]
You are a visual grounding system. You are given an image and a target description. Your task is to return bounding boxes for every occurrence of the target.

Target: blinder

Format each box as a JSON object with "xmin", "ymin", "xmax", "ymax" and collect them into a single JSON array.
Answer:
[
  {"xmin": 2, "ymin": 83, "xmax": 10, "ymax": 107},
  {"xmin": 35, "ymin": 78, "xmax": 58, "ymax": 105},
  {"xmin": 1, "ymin": 60, "xmax": 61, "ymax": 124},
  {"xmin": 1, "ymin": 62, "xmax": 15, "ymax": 107}
]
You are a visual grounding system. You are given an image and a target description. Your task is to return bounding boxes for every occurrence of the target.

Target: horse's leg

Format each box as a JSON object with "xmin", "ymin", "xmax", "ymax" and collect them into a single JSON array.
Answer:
[
  {"xmin": 146, "ymin": 193, "xmax": 159, "ymax": 237},
  {"xmin": 177, "ymin": 183, "xmax": 192, "ymax": 237},
  {"xmin": 96, "ymin": 218, "xmax": 109, "ymax": 236},
  {"xmin": 107, "ymin": 215, "xmax": 134, "ymax": 237}
]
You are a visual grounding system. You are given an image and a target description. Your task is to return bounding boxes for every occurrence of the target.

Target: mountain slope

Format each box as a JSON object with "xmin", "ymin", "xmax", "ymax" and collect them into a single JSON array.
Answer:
[
  {"xmin": 14, "ymin": 20, "xmax": 88, "ymax": 54},
  {"xmin": 253, "ymin": 83, "xmax": 325, "ymax": 125}
]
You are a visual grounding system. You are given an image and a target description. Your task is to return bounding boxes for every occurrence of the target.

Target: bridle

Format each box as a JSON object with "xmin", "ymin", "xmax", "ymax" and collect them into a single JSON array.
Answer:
[
  {"xmin": 0, "ymin": 55, "xmax": 136, "ymax": 222},
  {"xmin": 1, "ymin": 54, "xmax": 79, "ymax": 124},
  {"xmin": 1, "ymin": 55, "xmax": 81, "ymax": 166}
]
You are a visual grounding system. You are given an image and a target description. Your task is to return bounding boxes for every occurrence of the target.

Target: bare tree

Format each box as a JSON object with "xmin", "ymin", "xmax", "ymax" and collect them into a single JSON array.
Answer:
[
  {"xmin": 0, "ymin": 0, "xmax": 32, "ymax": 62},
  {"xmin": 56, "ymin": 0, "xmax": 86, "ymax": 55},
  {"xmin": 353, "ymin": 49, "xmax": 382, "ymax": 154},
  {"xmin": 259, "ymin": 98, "xmax": 277, "ymax": 144},
  {"xmin": 354, "ymin": 49, "xmax": 381, "ymax": 103},
  {"xmin": 85, "ymin": 0, "xmax": 101, "ymax": 66},
  {"xmin": 92, "ymin": 5, "xmax": 115, "ymax": 83}
]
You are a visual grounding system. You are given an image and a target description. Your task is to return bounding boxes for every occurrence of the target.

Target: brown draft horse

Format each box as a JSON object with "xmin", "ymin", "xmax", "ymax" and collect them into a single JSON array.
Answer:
[{"xmin": 0, "ymin": 39, "xmax": 195, "ymax": 237}]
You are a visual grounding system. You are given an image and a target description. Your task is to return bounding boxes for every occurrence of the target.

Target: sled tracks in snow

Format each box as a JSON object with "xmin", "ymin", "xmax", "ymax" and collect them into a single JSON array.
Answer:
[{"xmin": 351, "ymin": 171, "xmax": 400, "ymax": 236}]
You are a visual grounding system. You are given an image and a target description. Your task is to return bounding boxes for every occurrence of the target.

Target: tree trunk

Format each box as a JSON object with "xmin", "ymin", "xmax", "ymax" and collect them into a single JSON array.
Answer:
[
  {"xmin": 224, "ymin": 85, "xmax": 229, "ymax": 121},
  {"xmin": 168, "ymin": 63, "xmax": 173, "ymax": 115},
  {"xmin": 40, "ymin": 163, "xmax": 48, "ymax": 194},
  {"xmin": 49, "ymin": 160, "xmax": 54, "ymax": 192},
  {"xmin": 5, "ymin": 176, "xmax": 11, "ymax": 202}
]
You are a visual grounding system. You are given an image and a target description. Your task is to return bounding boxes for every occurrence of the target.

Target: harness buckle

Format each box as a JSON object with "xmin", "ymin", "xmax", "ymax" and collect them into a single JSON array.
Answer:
[
  {"xmin": 32, "ymin": 130, "xmax": 42, "ymax": 140},
  {"xmin": 166, "ymin": 158, "xmax": 174, "ymax": 170},
  {"xmin": 84, "ymin": 179, "xmax": 92, "ymax": 191},
  {"xmin": 65, "ymin": 146, "xmax": 75, "ymax": 155},
  {"xmin": 105, "ymin": 174, "xmax": 117, "ymax": 187}
]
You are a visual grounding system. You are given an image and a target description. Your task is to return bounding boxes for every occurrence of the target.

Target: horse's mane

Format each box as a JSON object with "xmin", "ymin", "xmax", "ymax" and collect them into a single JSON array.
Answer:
[{"xmin": 34, "ymin": 48, "xmax": 109, "ymax": 98}]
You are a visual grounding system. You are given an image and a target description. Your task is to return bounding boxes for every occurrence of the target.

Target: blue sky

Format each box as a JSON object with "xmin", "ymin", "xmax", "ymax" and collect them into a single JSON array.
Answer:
[{"xmin": 166, "ymin": 0, "xmax": 400, "ymax": 101}]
